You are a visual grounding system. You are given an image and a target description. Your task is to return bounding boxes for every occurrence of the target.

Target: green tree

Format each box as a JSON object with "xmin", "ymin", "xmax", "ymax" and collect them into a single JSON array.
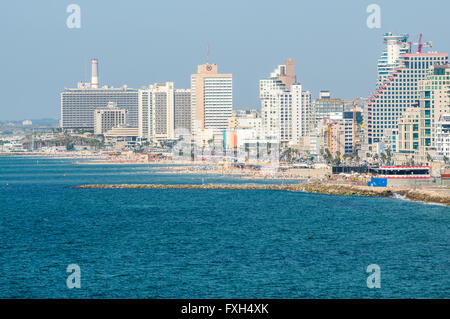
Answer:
[
  {"xmin": 380, "ymin": 152, "xmax": 387, "ymax": 164},
  {"xmin": 385, "ymin": 147, "xmax": 392, "ymax": 164},
  {"xmin": 66, "ymin": 143, "xmax": 75, "ymax": 151},
  {"xmin": 245, "ymin": 143, "xmax": 250, "ymax": 162},
  {"xmin": 321, "ymin": 148, "xmax": 333, "ymax": 164}
]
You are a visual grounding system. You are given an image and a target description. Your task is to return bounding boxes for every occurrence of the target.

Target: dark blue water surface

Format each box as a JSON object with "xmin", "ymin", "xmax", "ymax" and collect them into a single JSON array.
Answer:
[{"xmin": 0, "ymin": 156, "xmax": 449, "ymax": 298}]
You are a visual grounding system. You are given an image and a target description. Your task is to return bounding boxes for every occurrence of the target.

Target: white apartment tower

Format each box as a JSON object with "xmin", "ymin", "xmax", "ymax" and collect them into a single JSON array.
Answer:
[
  {"xmin": 138, "ymin": 82, "xmax": 191, "ymax": 141},
  {"xmin": 260, "ymin": 59, "xmax": 311, "ymax": 146}
]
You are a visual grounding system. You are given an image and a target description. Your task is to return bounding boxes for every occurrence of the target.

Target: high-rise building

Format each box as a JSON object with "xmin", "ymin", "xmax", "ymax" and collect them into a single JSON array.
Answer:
[
  {"xmin": 190, "ymin": 64, "xmax": 232, "ymax": 135},
  {"xmin": 61, "ymin": 59, "xmax": 138, "ymax": 129},
  {"xmin": 367, "ymin": 38, "xmax": 448, "ymax": 145},
  {"xmin": 138, "ymin": 82, "xmax": 191, "ymax": 141},
  {"xmin": 94, "ymin": 101, "xmax": 127, "ymax": 135},
  {"xmin": 276, "ymin": 58, "xmax": 296, "ymax": 90},
  {"xmin": 312, "ymin": 91, "xmax": 345, "ymax": 125},
  {"xmin": 174, "ymin": 89, "xmax": 191, "ymax": 133},
  {"xmin": 377, "ymin": 33, "xmax": 411, "ymax": 86},
  {"xmin": 153, "ymin": 82, "xmax": 175, "ymax": 140},
  {"xmin": 260, "ymin": 59, "xmax": 311, "ymax": 146},
  {"xmin": 396, "ymin": 108, "xmax": 420, "ymax": 157},
  {"xmin": 397, "ymin": 64, "xmax": 450, "ymax": 163},
  {"xmin": 417, "ymin": 64, "xmax": 450, "ymax": 160},
  {"xmin": 296, "ymin": 85, "xmax": 312, "ymax": 140},
  {"xmin": 138, "ymin": 88, "xmax": 152, "ymax": 140}
]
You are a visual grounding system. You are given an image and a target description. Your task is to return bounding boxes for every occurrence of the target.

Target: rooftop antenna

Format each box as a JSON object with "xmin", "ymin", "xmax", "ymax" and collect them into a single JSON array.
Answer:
[{"xmin": 206, "ymin": 41, "xmax": 210, "ymax": 65}]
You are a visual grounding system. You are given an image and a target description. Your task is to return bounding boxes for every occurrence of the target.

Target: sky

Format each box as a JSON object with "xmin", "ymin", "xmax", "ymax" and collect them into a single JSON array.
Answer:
[{"xmin": 0, "ymin": 0, "xmax": 449, "ymax": 120}]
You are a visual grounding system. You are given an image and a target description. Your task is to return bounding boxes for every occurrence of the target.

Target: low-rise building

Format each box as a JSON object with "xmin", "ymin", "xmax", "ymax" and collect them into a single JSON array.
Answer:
[
  {"xmin": 94, "ymin": 102, "xmax": 127, "ymax": 135},
  {"xmin": 104, "ymin": 127, "xmax": 138, "ymax": 146},
  {"xmin": 228, "ymin": 110, "xmax": 262, "ymax": 130}
]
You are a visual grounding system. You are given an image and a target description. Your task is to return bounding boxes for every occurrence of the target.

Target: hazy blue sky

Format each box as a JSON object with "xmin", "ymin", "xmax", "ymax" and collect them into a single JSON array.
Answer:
[{"xmin": 1, "ymin": 0, "xmax": 449, "ymax": 120}]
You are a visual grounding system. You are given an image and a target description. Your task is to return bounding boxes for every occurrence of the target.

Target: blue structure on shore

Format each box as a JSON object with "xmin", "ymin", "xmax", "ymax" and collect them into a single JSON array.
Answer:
[{"xmin": 368, "ymin": 177, "xmax": 387, "ymax": 187}]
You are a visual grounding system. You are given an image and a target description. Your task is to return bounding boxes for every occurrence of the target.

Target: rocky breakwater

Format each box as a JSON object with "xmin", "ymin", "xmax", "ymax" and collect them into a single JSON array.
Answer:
[
  {"xmin": 301, "ymin": 183, "xmax": 450, "ymax": 206},
  {"xmin": 300, "ymin": 183, "xmax": 394, "ymax": 197},
  {"xmin": 74, "ymin": 183, "xmax": 450, "ymax": 206},
  {"xmin": 395, "ymin": 189, "xmax": 450, "ymax": 206},
  {"xmin": 74, "ymin": 184, "xmax": 289, "ymax": 190}
]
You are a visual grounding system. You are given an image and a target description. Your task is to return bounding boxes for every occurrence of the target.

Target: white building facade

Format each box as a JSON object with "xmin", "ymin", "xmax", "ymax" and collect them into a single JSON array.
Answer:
[
  {"xmin": 260, "ymin": 60, "xmax": 311, "ymax": 147},
  {"xmin": 138, "ymin": 82, "xmax": 191, "ymax": 141},
  {"xmin": 436, "ymin": 114, "xmax": 450, "ymax": 158}
]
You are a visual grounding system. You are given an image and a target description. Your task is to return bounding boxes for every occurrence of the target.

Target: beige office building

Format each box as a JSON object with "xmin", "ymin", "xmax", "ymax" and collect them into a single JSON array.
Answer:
[{"xmin": 190, "ymin": 64, "xmax": 232, "ymax": 135}]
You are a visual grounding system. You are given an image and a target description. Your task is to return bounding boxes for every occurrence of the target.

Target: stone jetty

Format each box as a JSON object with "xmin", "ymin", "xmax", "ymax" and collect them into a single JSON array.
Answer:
[{"xmin": 74, "ymin": 183, "xmax": 450, "ymax": 206}]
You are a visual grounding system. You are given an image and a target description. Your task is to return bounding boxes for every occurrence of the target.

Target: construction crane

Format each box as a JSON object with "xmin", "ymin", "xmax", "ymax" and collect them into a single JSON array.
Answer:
[{"xmin": 409, "ymin": 34, "xmax": 433, "ymax": 53}]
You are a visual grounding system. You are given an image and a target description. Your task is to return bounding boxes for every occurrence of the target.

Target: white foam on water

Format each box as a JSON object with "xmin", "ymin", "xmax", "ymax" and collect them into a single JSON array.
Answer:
[{"xmin": 391, "ymin": 193, "xmax": 448, "ymax": 207}]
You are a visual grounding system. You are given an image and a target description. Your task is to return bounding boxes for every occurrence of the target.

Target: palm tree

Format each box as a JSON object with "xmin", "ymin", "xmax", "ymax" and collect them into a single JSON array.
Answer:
[
  {"xmin": 207, "ymin": 138, "xmax": 215, "ymax": 156},
  {"xmin": 245, "ymin": 143, "xmax": 250, "ymax": 162},
  {"xmin": 281, "ymin": 147, "xmax": 298, "ymax": 163},
  {"xmin": 321, "ymin": 148, "xmax": 333, "ymax": 164},
  {"xmin": 256, "ymin": 141, "xmax": 260, "ymax": 160},
  {"xmin": 385, "ymin": 147, "xmax": 392, "ymax": 164},
  {"xmin": 380, "ymin": 152, "xmax": 387, "ymax": 164}
]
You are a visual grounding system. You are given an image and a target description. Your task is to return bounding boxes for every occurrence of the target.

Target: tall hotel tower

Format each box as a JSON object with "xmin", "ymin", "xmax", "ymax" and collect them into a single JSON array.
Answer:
[
  {"xmin": 367, "ymin": 33, "xmax": 448, "ymax": 145},
  {"xmin": 376, "ymin": 33, "xmax": 411, "ymax": 86},
  {"xmin": 60, "ymin": 59, "xmax": 138, "ymax": 129},
  {"xmin": 190, "ymin": 64, "xmax": 233, "ymax": 135}
]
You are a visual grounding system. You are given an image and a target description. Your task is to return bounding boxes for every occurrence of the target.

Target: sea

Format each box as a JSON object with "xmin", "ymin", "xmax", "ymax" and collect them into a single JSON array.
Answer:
[{"xmin": 0, "ymin": 156, "xmax": 449, "ymax": 298}]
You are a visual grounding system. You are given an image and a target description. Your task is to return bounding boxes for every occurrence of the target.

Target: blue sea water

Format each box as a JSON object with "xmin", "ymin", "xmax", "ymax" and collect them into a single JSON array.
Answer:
[{"xmin": 0, "ymin": 156, "xmax": 449, "ymax": 298}]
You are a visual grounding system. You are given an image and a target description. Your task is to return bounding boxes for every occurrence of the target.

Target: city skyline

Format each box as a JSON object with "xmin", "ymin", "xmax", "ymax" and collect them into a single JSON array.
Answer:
[
  {"xmin": 2, "ymin": 0, "xmax": 450, "ymax": 120},
  {"xmin": 2, "ymin": 0, "xmax": 450, "ymax": 304}
]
